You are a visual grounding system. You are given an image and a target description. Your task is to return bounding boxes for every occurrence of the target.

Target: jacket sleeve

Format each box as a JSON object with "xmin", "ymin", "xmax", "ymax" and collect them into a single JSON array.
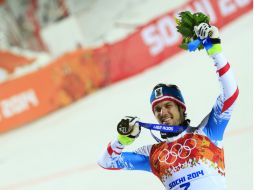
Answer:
[
  {"xmin": 97, "ymin": 138, "xmax": 152, "ymax": 172},
  {"xmin": 201, "ymin": 52, "xmax": 239, "ymax": 143}
]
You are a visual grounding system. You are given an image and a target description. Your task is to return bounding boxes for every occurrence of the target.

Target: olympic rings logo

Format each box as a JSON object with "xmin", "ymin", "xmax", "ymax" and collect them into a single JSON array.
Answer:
[{"xmin": 158, "ymin": 138, "xmax": 197, "ymax": 165}]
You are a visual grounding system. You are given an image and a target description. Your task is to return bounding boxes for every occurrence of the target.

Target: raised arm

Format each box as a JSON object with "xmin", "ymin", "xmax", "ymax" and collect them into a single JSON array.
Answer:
[{"xmin": 194, "ymin": 24, "xmax": 239, "ymax": 143}]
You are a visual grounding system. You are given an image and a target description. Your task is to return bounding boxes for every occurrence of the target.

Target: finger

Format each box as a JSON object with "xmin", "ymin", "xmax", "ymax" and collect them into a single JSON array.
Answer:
[{"xmin": 194, "ymin": 26, "xmax": 199, "ymax": 36}]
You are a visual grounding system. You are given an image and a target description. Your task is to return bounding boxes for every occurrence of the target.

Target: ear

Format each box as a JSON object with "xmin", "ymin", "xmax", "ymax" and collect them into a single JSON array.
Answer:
[{"xmin": 178, "ymin": 106, "xmax": 186, "ymax": 121}]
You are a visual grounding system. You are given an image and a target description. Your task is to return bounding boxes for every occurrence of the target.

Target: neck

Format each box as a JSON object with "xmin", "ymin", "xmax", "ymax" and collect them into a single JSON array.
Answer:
[{"xmin": 160, "ymin": 119, "xmax": 190, "ymax": 139}]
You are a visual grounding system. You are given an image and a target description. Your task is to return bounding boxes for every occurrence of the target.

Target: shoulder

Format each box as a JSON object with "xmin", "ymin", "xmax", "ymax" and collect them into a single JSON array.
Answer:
[{"xmin": 150, "ymin": 141, "xmax": 168, "ymax": 153}]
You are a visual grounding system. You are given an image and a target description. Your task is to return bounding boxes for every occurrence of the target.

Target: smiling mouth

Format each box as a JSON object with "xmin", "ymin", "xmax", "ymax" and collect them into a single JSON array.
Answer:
[{"xmin": 162, "ymin": 117, "xmax": 173, "ymax": 124}]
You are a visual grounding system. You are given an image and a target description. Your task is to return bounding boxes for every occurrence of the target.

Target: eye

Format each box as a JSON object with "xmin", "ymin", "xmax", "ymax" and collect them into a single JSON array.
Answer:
[{"xmin": 154, "ymin": 106, "xmax": 161, "ymax": 113}]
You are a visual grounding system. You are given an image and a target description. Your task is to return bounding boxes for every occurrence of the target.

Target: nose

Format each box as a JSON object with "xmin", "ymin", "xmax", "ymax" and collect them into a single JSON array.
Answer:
[{"xmin": 160, "ymin": 106, "xmax": 168, "ymax": 116}]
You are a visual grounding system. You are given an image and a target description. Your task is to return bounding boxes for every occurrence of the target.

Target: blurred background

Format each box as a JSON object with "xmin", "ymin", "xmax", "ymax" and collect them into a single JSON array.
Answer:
[{"xmin": 0, "ymin": 0, "xmax": 252, "ymax": 190}]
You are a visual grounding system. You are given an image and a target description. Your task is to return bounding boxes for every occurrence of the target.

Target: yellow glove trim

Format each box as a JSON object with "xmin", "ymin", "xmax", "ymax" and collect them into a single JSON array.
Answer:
[
  {"xmin": 207, "ymin": 44, "xmax": 222, "ymax": 56},
  {"xmin": 118, "ymin": 134, "xmax": 135, "ymax": 145}
]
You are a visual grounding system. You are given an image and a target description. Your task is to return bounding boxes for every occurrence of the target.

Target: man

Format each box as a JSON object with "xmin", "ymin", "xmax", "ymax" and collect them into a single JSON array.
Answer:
[{"xmin": 98, "ymin": 23, "xmax": 239, "ymax": 190}]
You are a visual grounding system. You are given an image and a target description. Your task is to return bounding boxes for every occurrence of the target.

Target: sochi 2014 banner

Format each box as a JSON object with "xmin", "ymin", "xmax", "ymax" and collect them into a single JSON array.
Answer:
[
  {"xmin": 0, "ymin": 0, "xmax": 252, "ymax": 132},
  {"xmin": 105, "ymin": 0, "xmax": 253, "ymax": 83}
]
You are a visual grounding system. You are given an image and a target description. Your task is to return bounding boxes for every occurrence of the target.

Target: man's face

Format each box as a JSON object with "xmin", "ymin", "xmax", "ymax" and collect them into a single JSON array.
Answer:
[{"xmin": 153, "ymin": 100, "xmax": 184, "ymax": 126}]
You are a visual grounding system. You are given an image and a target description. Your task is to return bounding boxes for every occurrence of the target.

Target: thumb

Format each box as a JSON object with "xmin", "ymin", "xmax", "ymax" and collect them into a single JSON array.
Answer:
[
  {"xmin": 209, "ymin": 26, "xmax": 219, "ymax": 38},
  {"xmin": 130, "ymin": 124, "xmax": 141, "ymax": 137}
]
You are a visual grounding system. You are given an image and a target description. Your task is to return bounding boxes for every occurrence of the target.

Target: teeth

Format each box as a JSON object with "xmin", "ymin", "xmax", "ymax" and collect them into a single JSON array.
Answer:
[{"xmin": 162, "ymin": 117, "xmax": 173, "ymax": 124}]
